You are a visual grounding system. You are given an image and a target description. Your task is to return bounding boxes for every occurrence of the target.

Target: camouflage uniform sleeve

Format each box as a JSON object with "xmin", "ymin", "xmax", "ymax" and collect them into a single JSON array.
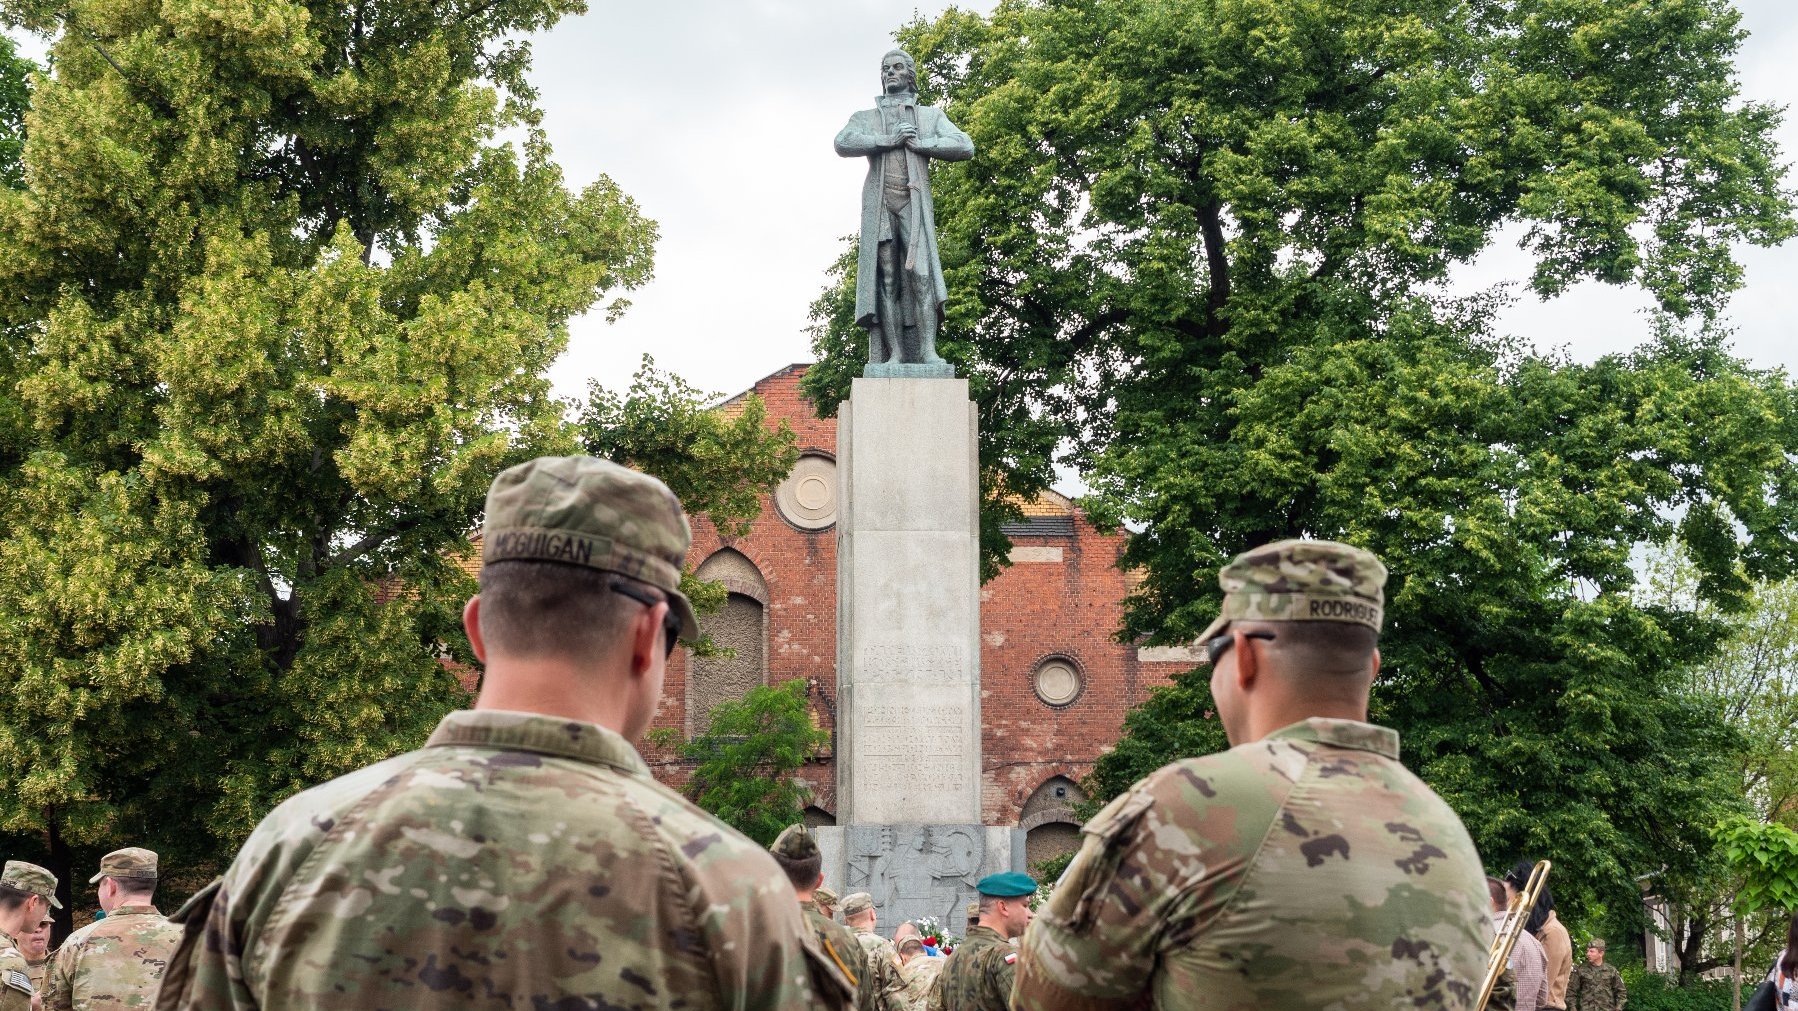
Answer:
[
  {"xmin": 0, "ymin": 952, "xmax": 32, "ymax": 1011},
  {"xmin": 1566, "ymin": 964, "xmax": 1583, "ymax": 1011},
  {"xmin": 873, "ymin": 953, "xmax": 910, "ymax": 1011},
  {"xmin": 1487, "ymin": 967, "xmax": 1516, "ymax": 1011},
  {"xmin": 986, "ymin": 944, "xmax": 1018, "ymax": 1011},
  {"xmin": 682, "ymin": 838, "xmax": 853, "ymax": 1010},
  {"xmin": 42, "ymin": 945, "xmax": 73, "ymax": 1011},
  {"xmin": 1015, "ymin": 762, "xmax": 1234, "ymax": 1011},
  {"xmin": 1617, "ymin": 966, "xmax": 1627, "ymax": 1010}
]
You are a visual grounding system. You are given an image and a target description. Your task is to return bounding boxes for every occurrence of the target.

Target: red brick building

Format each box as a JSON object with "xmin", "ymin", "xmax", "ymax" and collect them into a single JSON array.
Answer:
[{"xmin": 649, "ymin": 364, "xmax": 1197, "ymax": 865}]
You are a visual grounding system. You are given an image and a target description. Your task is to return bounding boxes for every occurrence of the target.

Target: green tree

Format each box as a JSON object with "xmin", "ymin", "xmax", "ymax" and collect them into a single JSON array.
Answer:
[
  {"xmin": 0, "ymin": 34, "xmax": 29, "ymax": 188},
  {"xmin": 811, "ymin": 0, "xmax": 1798, "ymax": 933},
  {"xmin": 578, "ymin": 355, "xmax": 799, "ymax": 654},
  {"xmin": 0, "ymin": 0, "xmax": 656, "ymax": 917},
  {"xmin": 659, "ymin": 680, "xmax": 830, "ymax": 847}
]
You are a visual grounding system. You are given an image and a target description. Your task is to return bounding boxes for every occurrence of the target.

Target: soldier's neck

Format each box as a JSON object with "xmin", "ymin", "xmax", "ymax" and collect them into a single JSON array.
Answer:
[{"xmin": 474, "ymin": 659, "xmax": 638, "ymax": 738}]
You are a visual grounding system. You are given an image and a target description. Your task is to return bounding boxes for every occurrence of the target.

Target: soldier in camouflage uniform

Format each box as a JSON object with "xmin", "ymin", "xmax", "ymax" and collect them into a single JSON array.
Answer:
[
  {"xmin": 815, "ymin": 887, "xmax": 841, "ymax": 921},
  {"xmin": 841, "ymin": 893, "xmax": 910, "ymax": 1011},
  {"xmin": 770, "ymin": 826, "xmax": 866, "ymax": 996},
  {"xmin": 931, "ymin": 872, "xmax": 1034, "ymax": 1011},
  {"xmin": 0, "ymin": 862, "xmax": 61, "ymax": 1011},
  {"xmin": 153, "ymin": 457, "xmax": 853, "ymax": 1011},
  {"xmin": 46, "ymin": 847, "xmax": 182, "ymax": 1011},
  {"xmin": 1566, "ymin": 939, "xmax": 1626, "ymax": 1011},
  {"xmin": 1014, "ymin": 540, "xmax": 1493, "ymax": 1010},
  {"xmin": 895, "ymin": 938, "xmax": 943, "ymax": 1006},
  {"xmin": 23, "ymin": 914, "xmax": 51, "ymax": 994}
]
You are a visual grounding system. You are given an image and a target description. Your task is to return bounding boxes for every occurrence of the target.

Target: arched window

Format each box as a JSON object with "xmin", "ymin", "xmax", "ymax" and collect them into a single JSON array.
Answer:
[
  {"xmin": 688, "ymin": 549, "xmax": 769, "ymax": 734},
  {"xmin": 1020, "ymin": 775, "xmax": 1086, "ymax": 867}
]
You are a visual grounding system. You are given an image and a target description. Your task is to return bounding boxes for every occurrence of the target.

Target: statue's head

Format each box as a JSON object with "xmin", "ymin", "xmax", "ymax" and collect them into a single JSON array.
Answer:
[{"xmin": 881, "ymin": 49, "xmax": 918, "ymax": 95}]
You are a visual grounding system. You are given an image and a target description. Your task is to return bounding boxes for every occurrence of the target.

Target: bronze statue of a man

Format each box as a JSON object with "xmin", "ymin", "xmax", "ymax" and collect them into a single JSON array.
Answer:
[{"xmin": 835, "ymin": 49, "xmax": 974, "ymax": 376}]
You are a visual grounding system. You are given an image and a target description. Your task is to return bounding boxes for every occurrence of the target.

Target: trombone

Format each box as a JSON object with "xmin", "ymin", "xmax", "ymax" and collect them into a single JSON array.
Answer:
[{"xmin": 1476, "ymin": 859, "xmax": 1551, "ymax": 1011}]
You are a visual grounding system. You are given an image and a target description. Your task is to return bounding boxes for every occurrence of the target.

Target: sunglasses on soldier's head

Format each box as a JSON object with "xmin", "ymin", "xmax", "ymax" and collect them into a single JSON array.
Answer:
[
  {"xmin": 1204, "ymin": 629, "xmax": 1276, "ymax": 665},
  {"xmin": 610, "ymin": 580, "xmax": 682, "ymax": 657}
]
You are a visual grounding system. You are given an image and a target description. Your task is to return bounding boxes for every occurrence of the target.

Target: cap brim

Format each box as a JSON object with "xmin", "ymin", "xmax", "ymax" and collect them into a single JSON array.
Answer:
[
  {"xmin": 668, "ymin": 588, "xmax": 700, "ymax": 642},
  {"xmin": 45, "ymin": 893, "xmax": 62, "ymax": 909},
  {"xmin": 88, "ymin": 870, "xmax": 103, "ymax": 884},
  {"xmin": 1194, "ymin": 613, "xmax": 1230, "ymax": 650}
]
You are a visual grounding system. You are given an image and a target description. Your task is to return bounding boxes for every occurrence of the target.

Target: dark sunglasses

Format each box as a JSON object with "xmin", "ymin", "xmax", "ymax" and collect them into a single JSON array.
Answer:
[
  {"xmin": 610, "ymin": 580, "xmax": 682, "ymax": 657},
  {"xmin": 1204, "ymin": 629, "xmax": 1276, "ymax": 665}
]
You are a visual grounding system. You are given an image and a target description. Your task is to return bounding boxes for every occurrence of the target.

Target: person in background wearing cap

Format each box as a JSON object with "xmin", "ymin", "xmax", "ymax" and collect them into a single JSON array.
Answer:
[
  {"xmin": 1014, "ymin": 539, "xmax": 1492, "ymax": 1010},
  {"xmin": 0, "ymin": 862, "xmax": 60, "ymax": 1011},
  {"xmin": 895, "ymin": 936, "xmax": 944, "ymax": 1008},
  {"xmin": 45, "ymin": 847, "xmax": 181, "ymax": 1011},
  {"xmin": 22, "ymin": 914, "xmax": 51, "ymax": 996},
  {"xmin": 770, "ymin": 826, "xmax": 867, "ymax": 1001},
  {"xmin": 840, "ymin": 893, "xmax": 909, "ymax": 1011},
  {"xmin": 153, "ymin": 456, "xmax": 853, "ymax": 1011},
  {"xmin": 1566, "ymin": 939, "xmax": 1626, "ymax": 1011},
  {"xmin": 930, "ymin": 871, "xmax": 1034, "ymax": 1011},
  {"xmin": 815, "ymin": 886, "xmax": 841, "ymax": 921}
]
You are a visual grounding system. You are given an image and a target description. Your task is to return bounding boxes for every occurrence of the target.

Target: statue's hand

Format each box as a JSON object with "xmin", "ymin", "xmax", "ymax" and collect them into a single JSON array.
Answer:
[{"xmin": 893, "ymin": 121, "xmax": 919, "ymax": 148}]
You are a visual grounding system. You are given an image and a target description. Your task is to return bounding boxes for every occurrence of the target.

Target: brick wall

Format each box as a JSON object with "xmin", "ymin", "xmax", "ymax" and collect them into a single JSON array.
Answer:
[{"xmin": 653, "ymin": 364, "xmax": 1198, "ymax": 831}]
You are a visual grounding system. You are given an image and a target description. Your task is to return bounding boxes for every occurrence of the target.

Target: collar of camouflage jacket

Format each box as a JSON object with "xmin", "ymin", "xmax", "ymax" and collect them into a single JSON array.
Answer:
[
  {"xmin": 105, "ymin": 904, "xmax": 161, "ymax": 918},
  {"xmin": 425, "ymin": 710, "xmax": 651, "ymax": 776},
  {"xmin": 1266, "ymin": 717, "xmax": 1400, "ymax": 759}
]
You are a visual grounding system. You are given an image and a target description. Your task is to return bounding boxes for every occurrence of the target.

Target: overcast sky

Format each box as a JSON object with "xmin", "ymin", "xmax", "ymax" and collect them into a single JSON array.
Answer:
[
  {"xmin": 11, "ymin": 2, "xmax": 1795, "ymax": 407},
  {"xmin": 521, "ymin": 0, "xmax": 1797, "ymax": 406}
]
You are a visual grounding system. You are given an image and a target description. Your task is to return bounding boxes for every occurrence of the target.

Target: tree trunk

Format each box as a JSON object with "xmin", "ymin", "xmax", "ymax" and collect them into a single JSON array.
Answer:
[
  {"xmin": 43, "ymin": 808, "xmax": 74, "ymax": 946},
  {"xmin": 1733, "ymin": 911, "xmax": 1744, "ymax": 1011}
]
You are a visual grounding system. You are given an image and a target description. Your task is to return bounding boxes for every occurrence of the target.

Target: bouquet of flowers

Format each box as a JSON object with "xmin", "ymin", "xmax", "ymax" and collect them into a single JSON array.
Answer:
[{"xmin": 913, "ymin": 915, "xmax": 961, "ymax": 954}]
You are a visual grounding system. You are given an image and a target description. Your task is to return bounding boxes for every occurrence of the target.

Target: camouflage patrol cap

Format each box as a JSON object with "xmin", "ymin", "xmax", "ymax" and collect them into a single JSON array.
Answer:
[
  {"xmin": 1197, "ymin": 538, "xmax": 1387, "ymax": 644},
  {"xmin": 481, "ymin": 456, "xmax": 699, "ymax": 639},
  {"xmin": 0, "ymin": 861, "xmax": 61, "ymax": 909},
  {"xmin": 88, "ymin": 847, "xmax": 158, "ymax": 884},
  {"xmin": 769, "ymin": 824, "xmax": 820, "ymax": 861},
  {"xmin": 841, "ymin": 892, "xmax": 875, "ymax": 917},
  {"xmin": 813, "ymin": 886, "xmax": 839, "ymax": 907},
  {"xmin": 966, "ymin": 901, "xmax": 981, "ymax": 917},
  {"xmin": 1587, "ymin": 938, "xmax": 1606, "ymax": 950}
]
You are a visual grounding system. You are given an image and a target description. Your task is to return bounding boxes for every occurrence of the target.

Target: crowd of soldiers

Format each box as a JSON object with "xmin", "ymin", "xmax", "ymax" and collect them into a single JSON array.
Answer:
[
  {"xmin": 768, "ymin": 822, "xmax": 1039, "ymax": 1011},
  {"xmin": 0, "ymin": 848, "xmax": 181, "ymax": 1010},
  {"xmin": 0, "ymin": 456, "xmax": 1648, "ymax": 1008}
]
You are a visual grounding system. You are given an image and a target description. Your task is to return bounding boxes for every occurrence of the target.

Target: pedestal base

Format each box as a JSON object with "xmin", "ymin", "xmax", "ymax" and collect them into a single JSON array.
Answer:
[{"xmin": 815, "ymin": 824, "xmax": 1025, "ymax": 931}]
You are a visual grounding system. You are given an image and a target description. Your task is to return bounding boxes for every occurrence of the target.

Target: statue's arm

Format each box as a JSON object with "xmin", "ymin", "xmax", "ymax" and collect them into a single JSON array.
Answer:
[
  {"xmin": 914, "ymin": 112, "xmax": 974, "ymax": 162},
  {"xmin": 835, "ymin": 114, "xmax": 893, "ymax": 157}
]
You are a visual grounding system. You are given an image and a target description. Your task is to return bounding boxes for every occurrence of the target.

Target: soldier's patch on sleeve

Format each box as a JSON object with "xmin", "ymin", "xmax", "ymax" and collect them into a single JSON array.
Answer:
[
  {"xmin": 1058, "ymin": 787, "xmax": 1157, "ymax": 933},
  {"xmin": 1004, "ymin": 952, "xmax": 1017, "ymax": 964},
  {"xmin": 3, "ymin": 969, "xmax": 32, "ymax": 994}
]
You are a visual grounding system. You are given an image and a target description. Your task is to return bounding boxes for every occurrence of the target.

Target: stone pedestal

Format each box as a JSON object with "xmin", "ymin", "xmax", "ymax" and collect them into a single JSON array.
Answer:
[
  {"xmin": 814, "ymin": 825, "xmax": 1024, "ymax": 932},
  {"xmin": 836, "ymin": 377, "xmax": 981, "ymax": 824},
  {"xmin": 832, "ymin": 378, "xmax": 1023, "ymax": 928}
]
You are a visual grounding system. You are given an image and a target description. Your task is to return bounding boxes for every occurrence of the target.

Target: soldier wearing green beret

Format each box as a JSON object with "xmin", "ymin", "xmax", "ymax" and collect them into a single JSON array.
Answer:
[
  {"xmin": 1014, "ymin": 540, "xmax": 1492, "ymax": 1010},
  {"xmin": 154, "ymin": 457, "xmax": 853, "ymax": 1011},
  {"xmin": 0, "ymin": 861, "xmax": 61, "ymax": 1011},
  {"xmin": 1567, "ymin": 938, "xmax": 1626, "ymax": 1011},
  {"xmin": 46, "ymin": 847, "xmax": 183, "ymax": 1011},
  {"xmin": 931, "ymin": 871, "xmax": 1035, "ymax": 1011}
]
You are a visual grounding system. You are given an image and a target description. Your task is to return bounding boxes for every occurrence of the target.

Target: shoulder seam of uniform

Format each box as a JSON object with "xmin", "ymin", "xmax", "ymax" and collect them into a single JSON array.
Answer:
[
  {"xmin": 246, "ymin": 766, "xmax": 413, "ymax": 990},
  {"xmin": 1186, "ymin": 741, "xmax": 1310, "ymax": 937}
]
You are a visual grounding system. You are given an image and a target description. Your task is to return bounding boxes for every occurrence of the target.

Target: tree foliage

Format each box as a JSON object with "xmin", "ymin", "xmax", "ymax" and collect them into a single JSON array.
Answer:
[
  {"xmin": 1718, "ymin": 817, "xmax": 1798, "ymax": 917},
  {"xmin": 0, "ymin": 0, "xmax": 658, "ymax": 904},
  {"xmin": 0, "ymin": 34, "xmax": 28, "ymax": 189},
  {"xmin": 812, "ymin": 0, "xmax": 1798, "ymax": 931},
  {"xmin": 577, "ymin": 355, "xmax": 799, "ymax": 655},
  {"xmin": 660, "ymin": 680, "xmax": 830, "ymax": 848}
]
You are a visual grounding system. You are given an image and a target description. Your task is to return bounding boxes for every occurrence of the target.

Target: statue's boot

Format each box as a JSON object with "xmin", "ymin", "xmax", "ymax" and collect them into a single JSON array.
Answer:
[{"xmin": 917, "ymin": 315, "xmax": 947, "ymax": 366}]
